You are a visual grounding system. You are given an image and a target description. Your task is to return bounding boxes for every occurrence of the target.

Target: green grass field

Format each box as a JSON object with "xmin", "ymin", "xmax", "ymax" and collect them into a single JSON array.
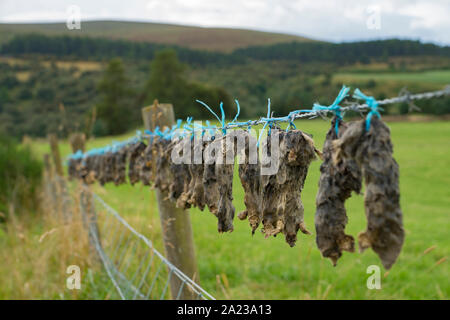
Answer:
[{"xmin": 28, "ymin": 120, "xmax": 450, "ymax": 299}]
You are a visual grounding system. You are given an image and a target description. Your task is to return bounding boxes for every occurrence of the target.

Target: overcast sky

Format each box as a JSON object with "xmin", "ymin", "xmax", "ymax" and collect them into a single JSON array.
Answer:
[{"xmin": 1, "ymin": 0, "xmax": 449, "ymax": 44}]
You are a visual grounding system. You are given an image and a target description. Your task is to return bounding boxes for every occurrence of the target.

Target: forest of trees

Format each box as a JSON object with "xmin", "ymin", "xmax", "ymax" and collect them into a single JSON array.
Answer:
[
  {"xmin": 2, "ymin": 34, "xmax": 449, "ymax": 66},
  {"xmin": 234, "ymin": 39, "xmax": 450, "ymax": 64},
  {"xmin": 95, "ymin": 50, "xmax": 232, "ymax": 135},
  {"xmin": 0, "ymin": 34, "xmax": 229, "ymax": 66}
]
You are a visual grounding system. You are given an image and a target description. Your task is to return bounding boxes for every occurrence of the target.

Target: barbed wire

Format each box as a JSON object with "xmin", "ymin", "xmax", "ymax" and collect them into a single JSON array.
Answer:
[
  {"xmin": 207, "ymin": 85, "xmax": 450, "ymax": 131},
  {"xmin": 68, "ymin": 85, "xmax": 450, "ymax": 159}
]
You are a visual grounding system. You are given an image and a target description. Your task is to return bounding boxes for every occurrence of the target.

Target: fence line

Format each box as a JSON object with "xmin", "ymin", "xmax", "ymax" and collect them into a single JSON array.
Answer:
[
  {"xmin": 67, "ymin": 85, "xmax": 450, "ymax": 160},
  {"xmin": 89, "ymin": 190, "xmax": 215, "ymax": 300},
  {"xmin": 42, "ymin": 166, "xmax": 214, "ymax": 300}
]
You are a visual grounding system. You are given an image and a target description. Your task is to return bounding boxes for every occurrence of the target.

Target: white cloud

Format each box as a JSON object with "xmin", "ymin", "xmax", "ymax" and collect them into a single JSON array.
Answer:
[
  {"xmin": 0, "ymin": 0, "xmax": 448, "ymax": 44},
  {"xmin": 0, "ymin": 11, "xmax": 66, "ymax": 22}
]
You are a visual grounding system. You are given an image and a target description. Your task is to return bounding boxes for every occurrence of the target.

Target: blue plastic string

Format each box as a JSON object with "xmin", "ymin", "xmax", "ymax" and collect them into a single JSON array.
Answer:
[
  {"xmin": 285, "ymin": 110, "xmax": 301, "ymax": 131},
  {"xmin": 196, "ymin": 100, "xmax": 221, "ymax": 123},
  {"xmin": 312, "ymin": 85, "xmax": 349, "ymax": 135},
  {"xmin": 193, "ymin": 121, "xmax": 208, "ymax": 140},
  {"xmin": 219, "ymin": 102, "xmax": 226, "ymax": 135},
  {"xmin": 204, "ymin": 120, "xmax": 217, "ymax": 138},
  {"xmin": 231, "ymin": 100, "xmax": 241, "ymax": 124},
  {"xmin": 353, "ymin": 88, "xmax": 382, "ymax": 131},
  {"xmin": 286, "ymin": 112, "xmax": 297, "ymax": 131},
  {"xmin": 196, "ymin": 100, "xmax": 227, "ymax": 135},
  {"xmin": 182, "ymin": 117, "xmax": 194, "ymax": 139},
  {"xmin": 135, "ymin": 130, "xmax": 141, "ymax": 142},
  {"xmin": 257, "ymin": 98, "xmax": 272, "ymax": 147}
]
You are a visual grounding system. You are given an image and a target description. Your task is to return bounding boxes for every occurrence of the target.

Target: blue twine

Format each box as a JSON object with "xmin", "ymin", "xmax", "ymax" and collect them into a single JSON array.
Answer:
[
  {"xmin": 284, "ymin": 110, "xmax": 301, "ymax": 131},
  {"xmin": 231, "ymin": 100, "xmax": 240, "ymax": 124},
  {"xmin": 152, "ymin": 126, "xmax": 172, "ymax": 140},
  {"xmin": 286, "ymin": 115, "xmax": 297, "ymax": 131},
  {"xmin": 312, "ymin": 85, "xmax": 350, "ymax": 135},
  {"xmin": 204, "ymin": 120, "xmax": 217, "ymax": 138},
  {"xmin": 68, "ymin": 149, "xmax": 84, "ymax": 160},
  {"xmin": 196, "ymin": 100, "xmax": 221, "ymax": 123},
  {"xmin": 134, "ymin": 130, "xmax": 142, "ymax": 143},
  {"xmin": 257, "ymin": 98, "xmax": 272, "ymax": 147},
  {"xmin": 232, "ymin": 119, "xmax": 252, "ymax": 131},
  {"xmin": 193, "ymin": 121, "xmax": 208, "ymax": 140},
  {"xmin": 182, "ymin": 117, "xmax": 195, "ymax": 139},
  {"xmin": 219, "ymin": 102, "xmax": 226, "ymax": 135},
  {"xmin": 69, "ymin": 119, "xmax": 181, "ymax": 160},
  {"xmin": 172, "ymin": 119, "xmax": 183, "ymax": 137},
  {"xmin": 196, "ymin": 100, "xmax": 226, "ymax": 135},
  {"xmin": 353, "ymin": 88, "xmax": 382, "ymax": 131}
]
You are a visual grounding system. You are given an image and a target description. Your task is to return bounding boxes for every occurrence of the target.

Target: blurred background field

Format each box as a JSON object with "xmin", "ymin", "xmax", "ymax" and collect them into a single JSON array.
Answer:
[{"xmin": 2, "ymin": 119, "xmax": 444, "ymax": 300}]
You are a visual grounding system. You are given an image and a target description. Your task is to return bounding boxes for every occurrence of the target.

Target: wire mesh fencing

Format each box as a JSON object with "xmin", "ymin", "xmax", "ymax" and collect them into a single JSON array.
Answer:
[
  {"xmin": 78, "ymin": 185, "xmax": 215, "ymax": 300},
  {"xmin": 42, "ymin": 158, "xmax": 214, "ymax": 300}
]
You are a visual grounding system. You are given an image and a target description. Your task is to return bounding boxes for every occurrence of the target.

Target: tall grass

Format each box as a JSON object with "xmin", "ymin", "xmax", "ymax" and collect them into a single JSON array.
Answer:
[
  {"xmin": 0, "ymin": 176, "xmax": 110, "ymax": 299},
  {"xmin": 0, "ymin": 135, "xmax": 42, "ymax": 220}
]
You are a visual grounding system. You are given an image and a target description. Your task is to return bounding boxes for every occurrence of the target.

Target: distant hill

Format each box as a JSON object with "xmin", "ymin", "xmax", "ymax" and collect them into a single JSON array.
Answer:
[{"xmin": 0, "ymin": 20, "xmax": 314, "ymax": 52}]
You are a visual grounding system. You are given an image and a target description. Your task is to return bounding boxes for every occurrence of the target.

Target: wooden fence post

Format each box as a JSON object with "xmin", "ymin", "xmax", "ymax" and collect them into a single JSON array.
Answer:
[
  {"xmin": 48, "ymin": 133, "xmax": 72, "ymax": 221},
  {"xmin": 48, "ymin": 133, "xmax": 64, "ymax": 177},
  {"xmin": 68, "ymin": 133, "xmax": 101, "ymax": 263},
  {"xmin": 69, "ymin": 132, "xmax": 86, "ymax": 153},
  {"xmin": 43, "ymin": 153, "xmax": 58, "ymax": 215},
  {"xmin": 142, "ymin": 101, "xmax": 199, "ymax": 300}
]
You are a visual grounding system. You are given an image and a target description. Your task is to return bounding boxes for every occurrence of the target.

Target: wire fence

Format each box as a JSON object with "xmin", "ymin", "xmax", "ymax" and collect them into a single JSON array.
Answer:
[
  {"xmin": 86, "ymin": 190, "xmax": 215, "ymax": 300},
  {"xmin": 42, "ymin": 163, "xmax": 214, "ymax": 300}
]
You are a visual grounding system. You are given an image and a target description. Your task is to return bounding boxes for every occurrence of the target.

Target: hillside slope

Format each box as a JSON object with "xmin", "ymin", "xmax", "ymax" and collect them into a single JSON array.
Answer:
[{"xmin": 0, "ymin": 20, "xmax": 314, "ymax": 52}]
